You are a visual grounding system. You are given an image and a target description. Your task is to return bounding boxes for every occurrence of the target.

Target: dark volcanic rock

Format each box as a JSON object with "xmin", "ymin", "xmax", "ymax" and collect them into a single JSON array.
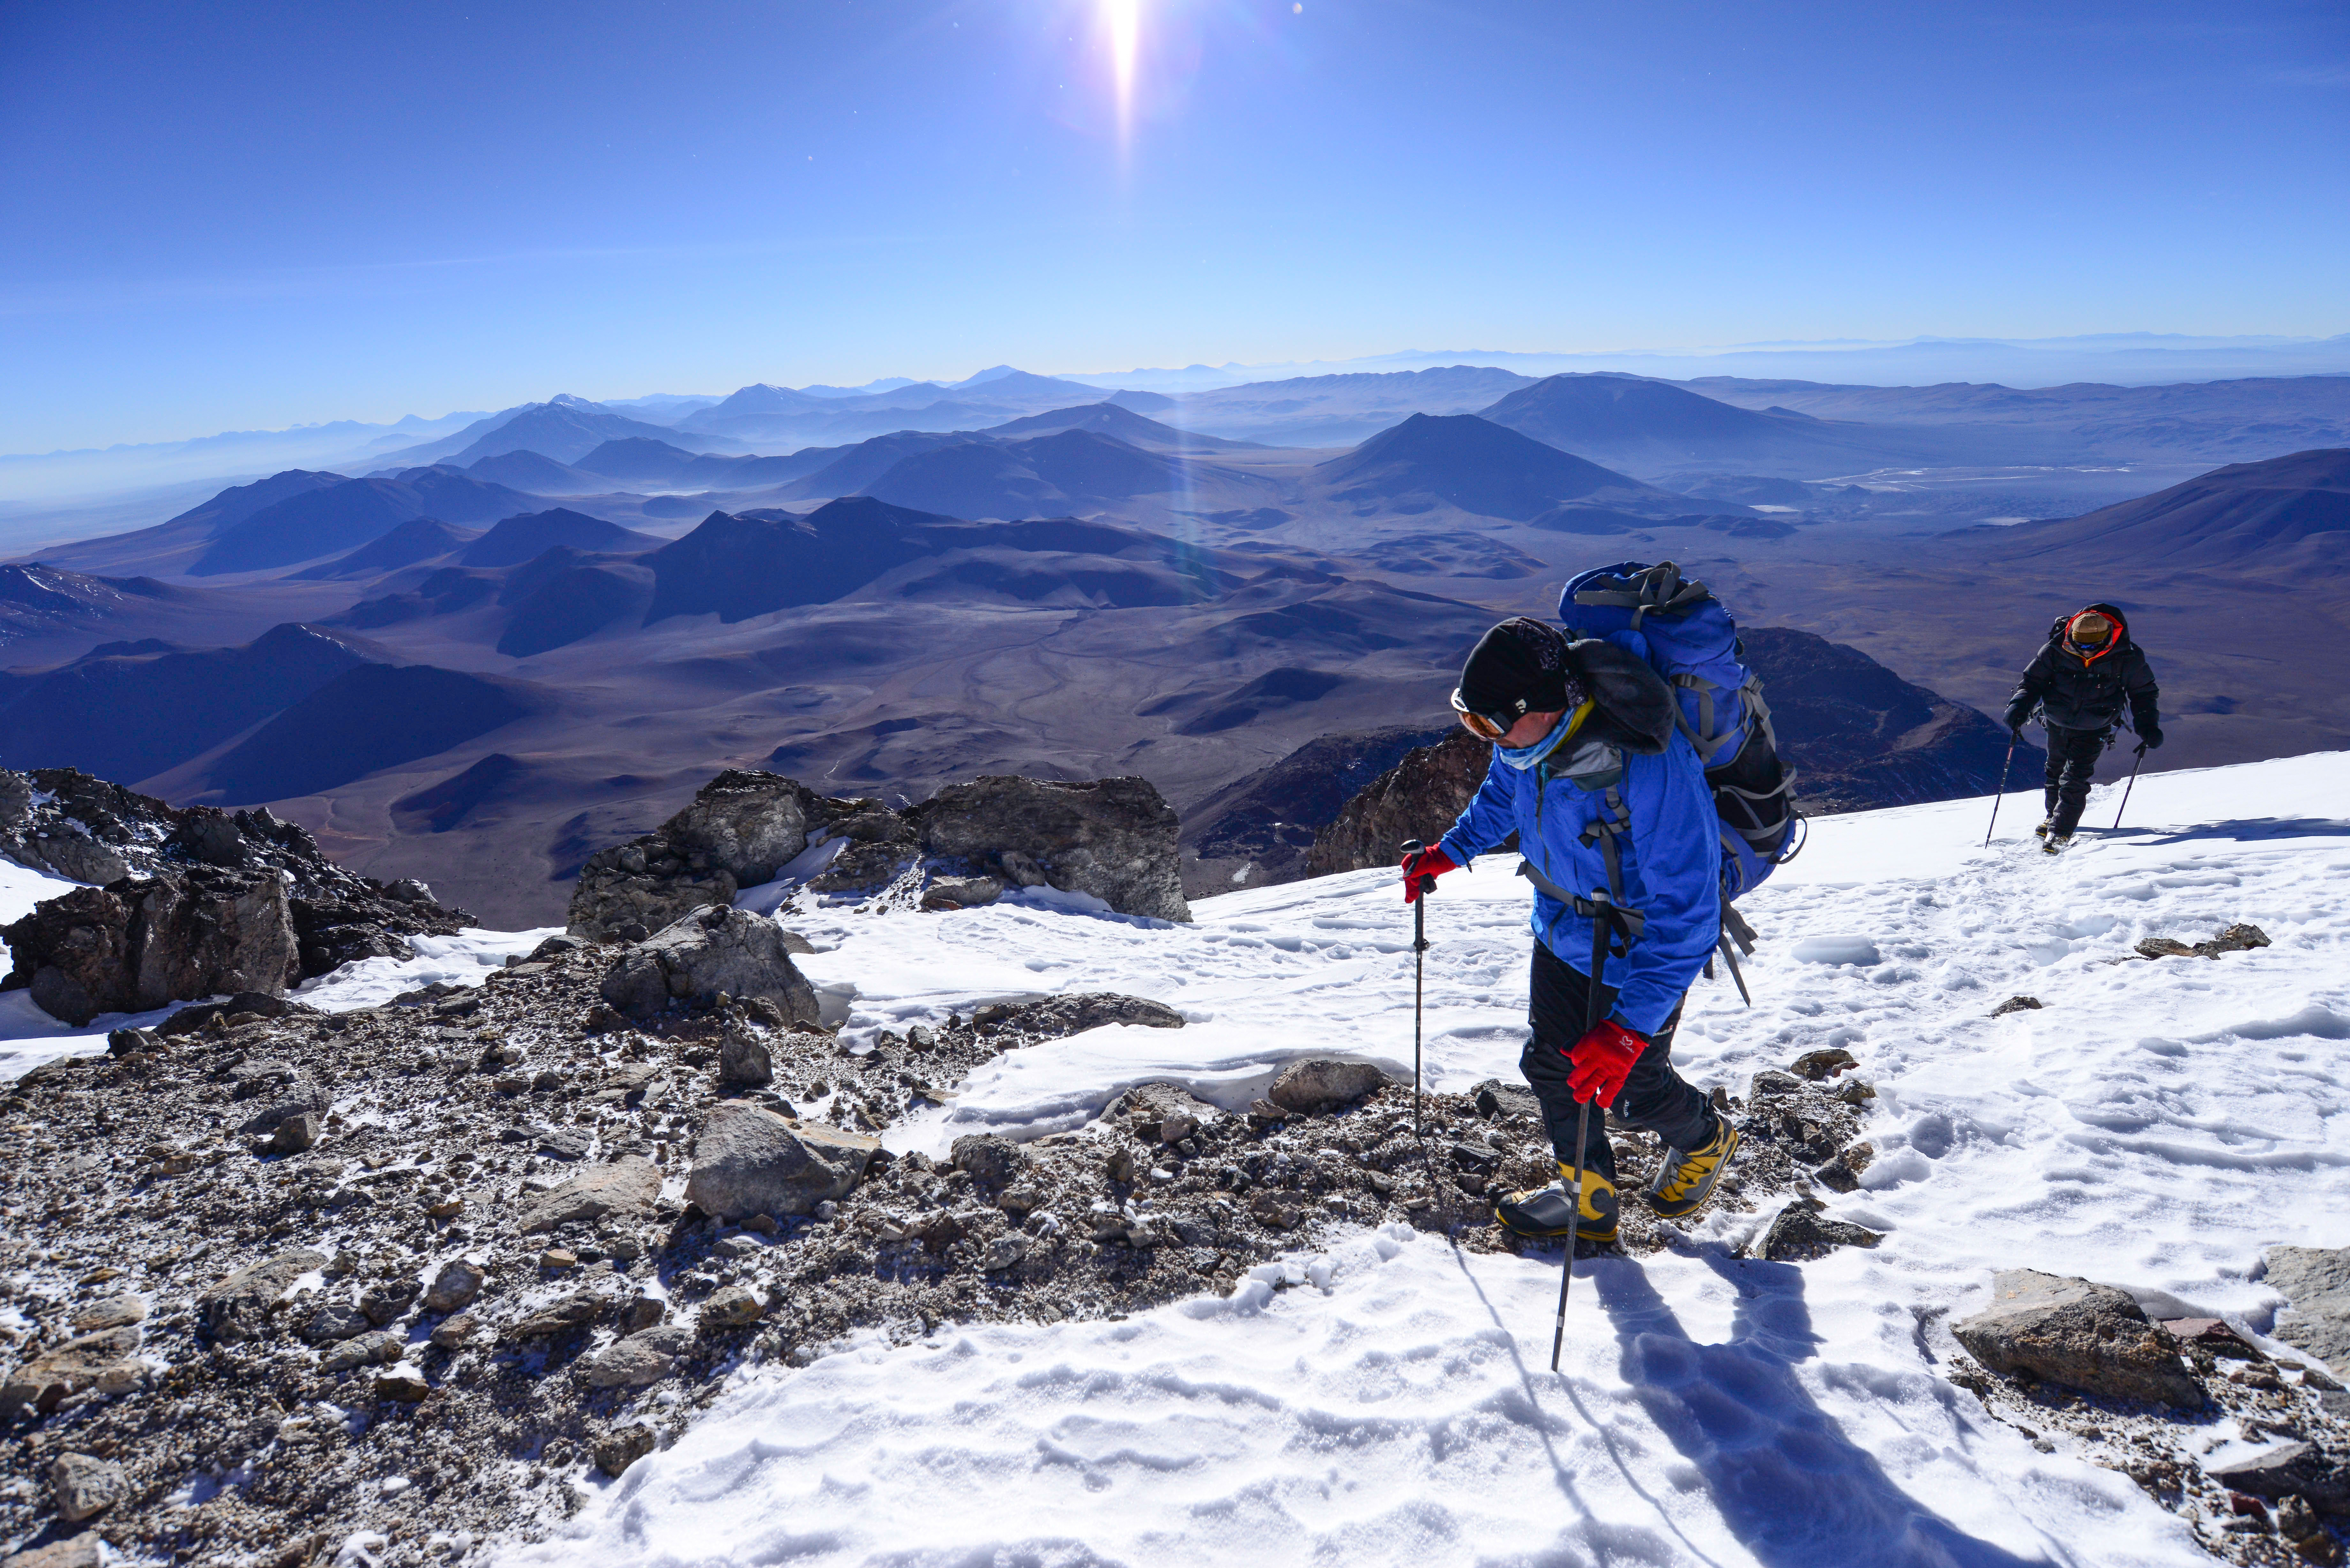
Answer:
[
  {"xmin": 2, "ymin": 867, "xmax": 300, "ymax": 1026},
  {"xmin": 572, "ymin": 767, "xmax": 1190, "ymax": 932},
  {"xmin": 568, "ymin": 770, "xmax": 835, "ymax": 940},
  {"xmin": 912, "ymin": 774, "xmax": 1189, "ymax": 923},
  {"xmin": 2205, "ymin": 1441, "xmax": 2350, "ymax": 1519},
  {"xmin": 1266, "ymin": 1058, "xmax": 1392, "ymax": 1115},
  {"xmin": 1306, "ymin": 728, "xmax": 1494, "ymax": 877},
  {"xmin": 598, "ymin": 905, "xmax": 823, "ymax": 1025},
  {"xmin": 1952, "ymin": 1269, "xmax": 2204, "ymax": 1408},
  {"xmin": 0, "ymin": 767, "xmax": 472, "ymax": 983}
]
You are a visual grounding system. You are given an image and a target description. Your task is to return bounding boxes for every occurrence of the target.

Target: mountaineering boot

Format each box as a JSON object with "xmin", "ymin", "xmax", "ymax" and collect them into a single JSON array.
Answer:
[
  {"xmin": 1646, "ymin": 1120, "xmax": 1741, "ymax": 1221},
  {"xmin": 2042, "ymin": 833, "xmax": 2072, "ymax": 855},
  {"xmin": 1496, "ymin": 1163, "xmax": 1618, "ymax": 1244},
  {"xmin": 2034, "ymin": 818, "xmax": 2054, "ymax": 839}
]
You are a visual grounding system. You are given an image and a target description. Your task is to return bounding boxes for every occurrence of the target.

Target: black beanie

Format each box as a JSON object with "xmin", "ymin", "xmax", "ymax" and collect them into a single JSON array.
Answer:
[{"xmin": 1457, "ymin": 618, "xmax": 1588, "ymax": 723}]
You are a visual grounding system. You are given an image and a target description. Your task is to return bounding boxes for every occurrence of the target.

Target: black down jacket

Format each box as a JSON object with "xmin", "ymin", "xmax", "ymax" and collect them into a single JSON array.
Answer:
[{"xmin": 2004, "ymin": 602, "xmax": 2160, "ymax": 734}]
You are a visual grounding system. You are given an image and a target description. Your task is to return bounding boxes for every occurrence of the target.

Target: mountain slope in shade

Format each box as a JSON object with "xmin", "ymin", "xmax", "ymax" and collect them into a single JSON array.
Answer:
[
  {"xmin": 1315, "ymin": 413, "xmax": 1694, "ymax": 521},
  {"xmin": 782, "ymin": 432, "xmax": 989, "ymax": 499},
  {"xmin": 861, "ymin": 429, "xmax": 1186, "ymax": 518},
  {"xmin": 0, "ymin": 622, "xmax": 376, "ymax": 785},
  {"xmin": 381, "ymin": 396, "xmax": 729, "ymax": 468},
  {"xmin": 497, "ymin": 559, "xmax": 654, "ymax": 657},
  {"xmin": 155, "ymin": 469, "xmax": 348, "ymax": 537},
  {"xmin": 290, "ymin": 518, "xmax": 481, "ymax": 579},
  {"xmin": 641, "ymin": 498, "xmax": 949, "ymax": 624},
  {"xmin": 463, "ymin": 449, "xmax": 607, "ymax": 494},
  {"xmin": 458, "ymin": 509, "xmax": 660, "ymax": 569},
  {"xmin": 1970, "ymin": 448, "xmax": 2350, "ymax": 567},
  {"xmin": 1476, "ymin": 373, "xmax": 1915, "ymax": 479},
  {"xmin": 200, "ymin": 662, "xmax": 552, "ymax": 802},
  {"xmin": 980, "ymin": 402, "xmax": 1266, "ymax": 451},
  {"xmin": 0, "ymin": 566, "xmax": 183, "ymax": 644},
  {"xmin": 189, "ymin": 471, "xmax": 540, "ymax": 576}
]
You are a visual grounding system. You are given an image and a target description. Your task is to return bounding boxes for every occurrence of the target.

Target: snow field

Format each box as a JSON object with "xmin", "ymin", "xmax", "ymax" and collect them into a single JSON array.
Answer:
[{"xmin": 511, "ymin": 750, "xmax": 2350, "ymax": 1567}]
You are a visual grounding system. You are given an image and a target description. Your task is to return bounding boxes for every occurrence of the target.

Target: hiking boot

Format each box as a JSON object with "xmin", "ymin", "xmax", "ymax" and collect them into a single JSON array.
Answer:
[
  {"xmin": 2033, "ymin": 818, "xmax": 2054, "ymax": 839},
  {"xmin": 2042, "ymin": 834, "xmax": 2072, "ymax": 855},
  {"xmin": 1496, "ymin": 1164, "xmax": 1618, "ymax": 1243},
  {"xmin": 1645, "ymin": 1121, "xmax": 1740, "ymax": 1221}
]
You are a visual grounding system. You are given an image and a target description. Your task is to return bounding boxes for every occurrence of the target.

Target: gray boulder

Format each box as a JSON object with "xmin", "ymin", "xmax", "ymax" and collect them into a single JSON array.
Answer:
[
  {"xmin": 912, "ymin": 775, "xmax": 1189, "ymax": 923},
  {"xmin": 599, "ymin": 906, "xmax": 822, "ymax": 1024},
  {"xmin": 1753, "ymin": 1204, "xmax": 1881, "ymax": 1262},
  {"xmin": 685, "ymin": 1101, "xmax": 880, "ymax": 1220},
  {"xmin": 422, "ymin": 1259, "xmax": 486, "ymax": 1312},
  {"xmin": 49, "ymin": 1453, "xmax": 128, "ymax": 1523},
  {"xmin": 519, "ymin": 1155, "xmax": 663, "ymax": 1233},
  {"xmin": 2266, "ymin": 1244, "xmax": 2350, "ymax": 1379},
  {"xmin": 197, "ymin": 1246, "xmax": 328, "ymax": 1343},
  {"xmin": 584, "ymin": 1324, "xmax": 690, "ymax": 1389},
  {"xmin": 3, "ymin": 866, "xmax": 301, "ymax": 1026},
  {"xmin": 1952, "ymin": 1269, "xmax": 2203, "ymax": 1408},
  {"xmin": 718, "ymin": 1024, "xmax": 775, "ymax": 1088},
  {"xmin": 1267, "ymin": 1058, "xmax": 1391, "ymax": 1115},
  {"xmin": 569, "ymin": 770, "xmax": 831, "ymax": 940}
]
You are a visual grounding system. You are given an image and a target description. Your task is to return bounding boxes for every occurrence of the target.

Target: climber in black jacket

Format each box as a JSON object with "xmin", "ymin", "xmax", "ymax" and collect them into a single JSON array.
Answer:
[{"xmin": 2003, "ymin": 603, "xmax": 2161, "ymax": 847}]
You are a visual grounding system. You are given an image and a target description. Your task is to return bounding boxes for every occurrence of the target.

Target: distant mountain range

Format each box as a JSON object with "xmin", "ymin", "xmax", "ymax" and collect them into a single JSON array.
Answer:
[{"xmin": 1957, "ymin": 447, "xmax": 2350, "ymax": 567}]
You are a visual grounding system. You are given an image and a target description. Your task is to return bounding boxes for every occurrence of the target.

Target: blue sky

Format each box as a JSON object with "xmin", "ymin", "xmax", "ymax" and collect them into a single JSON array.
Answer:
[{"xmin": 3, "ymin": 0, "xmax": 2345, "ymax": 449}]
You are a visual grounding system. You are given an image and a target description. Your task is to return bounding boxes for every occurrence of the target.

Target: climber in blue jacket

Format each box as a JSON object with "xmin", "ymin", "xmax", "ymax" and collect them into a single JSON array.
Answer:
[{"xmin": 1400, "ymin": 617, "xmax": 1741, "ymax": 1249}]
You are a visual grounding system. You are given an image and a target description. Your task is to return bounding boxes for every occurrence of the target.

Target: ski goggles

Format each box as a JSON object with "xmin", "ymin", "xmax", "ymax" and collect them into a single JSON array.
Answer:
[{"xmin": 1451, "ymin": 688, "xmax": 1527, "ymax": 741}]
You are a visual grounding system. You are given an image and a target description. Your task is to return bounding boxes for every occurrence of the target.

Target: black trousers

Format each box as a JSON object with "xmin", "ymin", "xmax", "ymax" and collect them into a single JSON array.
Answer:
[
  {"xmin": 1518, "ymin": 942, "xmax": 1718, "ymax": 1185},
  {"xmin": 2043, "ymin": 722, "xmax": 2111, "ymax": 834}
]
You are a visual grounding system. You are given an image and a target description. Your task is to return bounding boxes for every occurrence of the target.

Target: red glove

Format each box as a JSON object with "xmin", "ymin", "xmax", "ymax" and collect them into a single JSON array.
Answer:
[
  {"xmin": 1565, "ymin": 1019, "xmax": 1646, "ymax": 1105},
  {"xmin": 1400, "ymin": 845, "xmax": 1458, "ymax": 903}
]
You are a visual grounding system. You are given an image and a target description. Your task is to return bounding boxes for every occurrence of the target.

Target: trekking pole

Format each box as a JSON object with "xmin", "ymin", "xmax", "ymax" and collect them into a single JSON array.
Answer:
[
  {"xmin": 1982, "ymin": 736, "xmax": 2017, "ymax": 848},
  {"xmin": 1401, "ymin": 840, "xmax": 1429, "ymax": 1141},
  {"xmin": 2111, "ymin": 743, "xmax": 2148, "ymax": 832},
  {"xmin": 1551, "ymin": 889, "xmax": 1611, "ymax": 1374}
]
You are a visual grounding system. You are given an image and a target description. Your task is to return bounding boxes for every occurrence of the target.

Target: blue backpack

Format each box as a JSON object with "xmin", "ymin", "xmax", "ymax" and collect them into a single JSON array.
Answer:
[{"xmin": 1560, "ymin": 562, "xmax": 1802, "ymax": 992}]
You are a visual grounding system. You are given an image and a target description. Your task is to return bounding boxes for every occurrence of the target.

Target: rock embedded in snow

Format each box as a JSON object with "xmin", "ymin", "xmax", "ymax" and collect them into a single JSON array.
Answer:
[
  {"xmin": 598, "ymin": 905, "xmax": 822, "ymax": 1025},
  {"xmin": 48, "ymin": 1452, "xmax": 127, "ymax": 1523},
  {"xmin": 1991, "ymin": 995, "xmax": 2044, "ymax": 1016},
  {"xmin": 699, "ymin": 1286, "xmax": 766, "ymax": 1331},
  {"xmin": 684, "ymin": 1101, "xmax": 880, "ymax": 1219},
  {"xmin": 1753, "ymin": 1202, "xmax": 1881, "ymax": 1261},
  {"xmin": 911, "ymin": 774, "xmax": 1191, "ymax": 923},
  {"xmin": 2, "ymin": 867, "xmax": 301, "ymax": 1026},
  {"xmin": 374, "ymin": 1364, "xmax": 431, "ymax": 1404},
  {"xmin": 197, "ymin": 1246, "xmax": 328, "ymax": 1343},
  {"xmin": 2266, "ymin": 1245, "xmax": 2350, "ymax": 1379},
  {"xmin": 1267, "ymin": 1058, "xmax": 1392, "ymax": 1115},
  {"xmin": 569, "ymin": 769, "xmax": 835, "ymax": 939},
  {"xmin": 519, "ymin": 1156, "xmax": 662, "ymax": 1234},
  {"xmin": 1953, "ymin": 1269, "xmax": 2204, "ymax": 1408},
  {"xmin": 1788, "ymin": 1046, "xmax": 1859, "ymax": 1081},
  {"xmin": 593, "ymin": 1426, "xmax": 659, "ymax": 1478},
  {"xmin": 921, "ymin": 874, "xmax": 1004, "ymax": 910},
  {"xmin": 2133, "ymin": 922, "xmax": 2272, "ymax": 962},
  {"xmin": 2205, "ymin": 1441, "xmax": 2350, "ymax": 1519}
]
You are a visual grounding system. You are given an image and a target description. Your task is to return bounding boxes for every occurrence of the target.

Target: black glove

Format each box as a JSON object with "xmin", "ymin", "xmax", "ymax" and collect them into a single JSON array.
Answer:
[
  {"xmin": 2001, "ymin": 700, "xmax": 2031, "ymax": 733},
  {"xmin": 2139, "ymin": 725, "xmax": 2163, "ymax": 750}
]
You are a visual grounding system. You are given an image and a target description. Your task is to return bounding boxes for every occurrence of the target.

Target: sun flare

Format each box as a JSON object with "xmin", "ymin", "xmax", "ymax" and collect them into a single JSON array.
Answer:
[{"xmin": 1103, "ymin": 0, "xmax": 1141, "ymax": 129}]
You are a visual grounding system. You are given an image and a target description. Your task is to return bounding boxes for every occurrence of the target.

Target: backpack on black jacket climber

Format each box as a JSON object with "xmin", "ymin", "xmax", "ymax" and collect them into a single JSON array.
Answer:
[{"xmin": 1559, "ymin": 562, "xmax": 1801, "ymax": 999}]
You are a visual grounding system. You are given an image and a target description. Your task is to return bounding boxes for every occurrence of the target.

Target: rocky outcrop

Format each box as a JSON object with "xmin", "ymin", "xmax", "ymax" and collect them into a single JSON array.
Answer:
[
  {"xmin": 569, "ymin": 767, "xmax": 1190, "ymax": 935},
  {"xmin": 598, "ymin": 906, "xmax": 823, "ymax": 1025},
  {"xmin": 0, "ymin": 766, "xmax": 472, "ymax": 980},
  {"xmin": 518, "ymin": 1156, "xmax": 663, "ymax": 1234},
  {"xmin": 1952, "ymin": 1269, "xmax": 2204, "ymax": 1408},
  {"xmin": 1306, "ymin": 728, "xmax": 1493, "ymax": 877},
  {"xmin": 2205, "ymin": 1441, "xmax": 2350, "ymax": 1519},
  {"xmin": 911, "ymin": 775, "xmax": 1189, "ymax": 923},
  {"xmin": 2268, "ymin": 1245, "xmax": 2350, "ymax": 1378},
  {"xmin": 1181, "ymin": 723, "xmax": 1450, "ymax": 889},
  {"xmin": 1, "ymin": 867, "xmax": 301, "ymax": 1027},
  {"xmin": 568, "ymin": 771, "xmax": 837, "ymax": 941}
]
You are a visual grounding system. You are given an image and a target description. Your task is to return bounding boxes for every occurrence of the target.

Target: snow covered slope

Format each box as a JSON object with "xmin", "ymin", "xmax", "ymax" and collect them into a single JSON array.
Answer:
[{"xmin": 491, "ymin": 750, "xmax": 2349, "ymax": 1568}]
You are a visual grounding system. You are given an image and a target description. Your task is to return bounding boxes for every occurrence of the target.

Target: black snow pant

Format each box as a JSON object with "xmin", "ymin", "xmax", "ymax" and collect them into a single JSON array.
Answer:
[
  {"xmin": 1518, "ymin": 941, "xmax": 1719, "ymax": 1187},
  {"xmin": 2043, "ymin": 722, "xmax": 2112, "ymax": 835}
]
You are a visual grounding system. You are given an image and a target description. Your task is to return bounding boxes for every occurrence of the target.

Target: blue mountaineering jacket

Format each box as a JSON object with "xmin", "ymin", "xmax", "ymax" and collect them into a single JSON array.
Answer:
[{"xmin": 1436, "ymin": 652, "xmax": 1722, "ymax": 1036}]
